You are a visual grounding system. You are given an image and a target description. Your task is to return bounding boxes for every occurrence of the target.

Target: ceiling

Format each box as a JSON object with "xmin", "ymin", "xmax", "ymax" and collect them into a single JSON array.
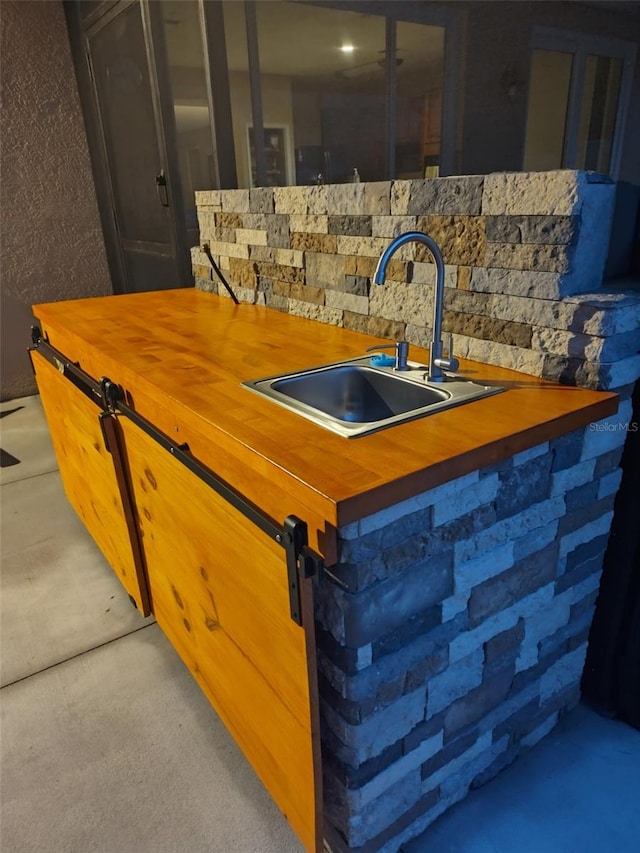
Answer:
[{"xmin": 163, "ymin": 0, "xmax": 444, "ymax": 80}]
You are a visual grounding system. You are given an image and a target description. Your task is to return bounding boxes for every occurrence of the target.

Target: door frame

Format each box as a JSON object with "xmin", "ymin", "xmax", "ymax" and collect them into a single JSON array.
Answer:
[{"xmin": 64, "ymin": 0, "xmax": 192, "ymax": 293}]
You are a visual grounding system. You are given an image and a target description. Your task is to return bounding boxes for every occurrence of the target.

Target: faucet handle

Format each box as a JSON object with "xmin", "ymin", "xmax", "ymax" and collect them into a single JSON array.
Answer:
[{"xmin": 434, "ymin": 334, "xmax": 459, "ymax": 374}]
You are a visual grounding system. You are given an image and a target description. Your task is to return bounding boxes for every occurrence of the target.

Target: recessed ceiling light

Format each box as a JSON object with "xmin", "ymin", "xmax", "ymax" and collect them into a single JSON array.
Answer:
[{"xmin": 340, "ymin": 44, "xmax": 355, "ymax": 54}]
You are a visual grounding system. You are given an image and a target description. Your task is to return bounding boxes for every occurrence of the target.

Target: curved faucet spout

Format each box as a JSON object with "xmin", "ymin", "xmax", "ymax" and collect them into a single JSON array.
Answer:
[{"xmin": 373, "ymin": 231, "xmax": 457, "ymax": 381}]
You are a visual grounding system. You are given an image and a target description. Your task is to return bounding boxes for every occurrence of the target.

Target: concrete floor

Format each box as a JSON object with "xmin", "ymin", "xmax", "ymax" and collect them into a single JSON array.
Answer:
[{"xmin": 2, "ymin": 395, "xmax": 639, "ymax": 853}]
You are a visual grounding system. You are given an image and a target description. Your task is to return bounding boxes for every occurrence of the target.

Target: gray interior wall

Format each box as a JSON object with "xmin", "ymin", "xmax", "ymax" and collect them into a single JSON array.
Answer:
[{"xmin": 0, "ymin": 0, "xmax": 111, "ymax": 401}]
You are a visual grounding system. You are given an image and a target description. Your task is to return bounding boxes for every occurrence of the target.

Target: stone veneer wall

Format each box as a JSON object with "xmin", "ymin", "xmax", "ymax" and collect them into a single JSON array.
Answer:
[
  {"xmin": 317, "ymin": 418, "xmax": 627, "ymax": 852},
  {"xmin": 192, "ymin": 173, "xmax": 640, "ymax": 850},
  {"xmin": 192, "ymin": 171, "xmax": 640, "ymax": 398}
]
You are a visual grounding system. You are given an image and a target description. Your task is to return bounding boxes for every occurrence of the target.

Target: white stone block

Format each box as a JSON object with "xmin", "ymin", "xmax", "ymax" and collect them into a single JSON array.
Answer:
[
  {"xmin": 288, "ymin": 300, "xmax": 343, "ymax": 325},
  {"xmin": 371, "ymin": 216, "xmax": 418, "ymax": 238},
  {"xmin": 350, "ymin": 732, "xmax": 443, "ymax": 809},
  {"xmin": 337, "ymin": 235, "xmax": 395, "ymax": 258},
  {"xmin": 355, "ymin": 644, "xmax": 373, "ymax": 671},
  {"xmin": 235, "ymin": 228, "xmax": 267, "ymax": 245},
  {"xmin": 516, "ymin": 594, "xmax": 572, "ymax": 671},
  {"xmin": 442, "ymin": 591, "xmax": 471, "ymax": 622},
  {"xmin": 369, "ymin": 278, "xmax": 433, "ymax": 325},
  {"xmin": 512, "ymin": 442, "xmax": 550, "ymax": 467},
  {"xmin": 289, "ymin": 214, "xmax": 328, "ymax": 234},
  {"xmin": 433, "ymin": 474, "xmax": 499, "ymax": 528},
  {"xmin": 483, "ymin": 171, "xmax": 582, "ymax": 216},
  {"xmin": 455, "ymin": 496, "xmax": 566, "ymax": 563},
  {"xmin": 581, "ymin": 398, "xmax": 631, "ymax": 460},
  {"xmin": 550, "ymin": 458, "xmax": 596, "ymax": 496},
  {"xmin": 325, "ymin": 290, "xmax": 369, "ymax": 315},
  {"xmin": 607, "ymin": 354, "xmax": 640, "ymax": 390},
  {"xmin": 206, "ymin": 240, "xmax": 249, "ymax": 259}
]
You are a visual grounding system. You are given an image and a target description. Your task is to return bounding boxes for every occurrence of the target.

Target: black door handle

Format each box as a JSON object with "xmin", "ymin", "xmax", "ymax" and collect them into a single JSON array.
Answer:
[{"xmin": 155, "ymin": 170, "xmax": 169, "ymax": 207}]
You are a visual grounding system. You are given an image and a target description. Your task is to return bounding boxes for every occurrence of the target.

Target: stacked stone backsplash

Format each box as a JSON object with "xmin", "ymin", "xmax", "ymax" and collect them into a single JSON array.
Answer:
[
  {"xmin": 193, "ymin": 170, "xmax": 640, "ymax": 399},
  {"xmin": 317, "ymin": 418, "xmax": 625, "ymax": 852}
]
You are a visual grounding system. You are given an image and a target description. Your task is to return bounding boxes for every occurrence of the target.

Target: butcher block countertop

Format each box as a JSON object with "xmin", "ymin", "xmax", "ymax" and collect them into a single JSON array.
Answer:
[{"xmin": 33, "ymin": 289, "xmax": 618, "ymax": 562}]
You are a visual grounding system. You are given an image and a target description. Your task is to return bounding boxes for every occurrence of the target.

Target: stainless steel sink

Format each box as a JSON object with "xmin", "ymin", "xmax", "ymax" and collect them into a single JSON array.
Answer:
[{"xmin": 242, "ymin": 356, "xmax": 504, "ymax": 438}]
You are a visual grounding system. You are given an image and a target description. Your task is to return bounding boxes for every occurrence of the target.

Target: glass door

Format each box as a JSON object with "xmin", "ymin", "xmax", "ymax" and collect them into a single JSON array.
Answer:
[
  {"xmin": 523, "ymin": 28, "xmax": 636, "ymax": 177},
  {"xmin": 84, "ymin": 1, "xmax": 191, "ymax": 292}
]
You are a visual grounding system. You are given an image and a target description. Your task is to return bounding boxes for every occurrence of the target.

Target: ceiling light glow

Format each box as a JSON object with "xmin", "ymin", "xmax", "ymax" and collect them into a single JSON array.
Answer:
[{"xmin": 340, "ymin": 44, "xmax": 355, "ymax": 54}]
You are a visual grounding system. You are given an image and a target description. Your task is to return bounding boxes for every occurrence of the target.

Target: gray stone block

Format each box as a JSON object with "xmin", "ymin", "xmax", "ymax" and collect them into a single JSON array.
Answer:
[
  {"xmin": 555, "ymin": 552, "xmax": 604, "ymax": 596},
  {"xmin": 339, "ymin": 556, "xmax": 453, "ymax": 647},
  {"xmin": 449, "ymin": 583, "xmax": 555, "ymax": 664},
  {"xmin": 266, "ymin": 214, "xmax": 291, "ymax": 248},
  {"xmin": 328, "ymin": 215, "xmax": 373, "ymax": 236},
  {"xmin": 306, "ymin": 250, "xmax": 347, "ymax": 289},
  {"xmin": 484, "ymin": 619, "xmax": 525, "ymax": 665},
  {"xmin": 539, "ymin": 642, "xmax": 588, "ymax": 704},
  {"xmin": 372, "ymin": 604, "xmax": 442, "ymax": 661},
  {"xmin": 343, "ymin": 275, "xmax": 370, "ymax": 296},
  {"xmin": 550, "ymin": 429, "xmax": 585, "ymax": 471},
  {"xmin": 557, "ymin": 495, "xmax": 615, "ymax": 541},
  {"xmin": 485, "ymin": 215, "xmax": 578, "ymax": 245},
  {"xmin": 407, "ymin": 177, "xmax": 484, "ymax": 216},
  {"xmin": 485, "ymin": 242, "xmax": 572, "ymax": 274},
  {"xmin": 322, "ymin": 687, "xmax": 426, "ymax": 765},
  {"xmin": 444, "ymin": 665, "xmax": 514, "ymax": 738},
  {"xmin": 248, "ymin": 187, "xmax": 273, "ymax": 213},
  {"xmin": 564, "ymin": 479, "xmax": 599, "ymax": 512},
  {"xmin": 420, "ymin": 729, "xmax": 480, "ymax": 782},
  {"xmin": 495, "ymin": 455, "xmax": 551, "ymax": 520}
]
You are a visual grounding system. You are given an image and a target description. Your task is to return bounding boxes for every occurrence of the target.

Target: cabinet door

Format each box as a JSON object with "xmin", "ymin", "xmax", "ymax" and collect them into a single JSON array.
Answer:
[
  {"xmin": 118, "ymin": 416, "xmax": 322, "ymax": 853},
  {"xmin": 31, "ymin": 351, "xmax": 151, "ymax": 615}
]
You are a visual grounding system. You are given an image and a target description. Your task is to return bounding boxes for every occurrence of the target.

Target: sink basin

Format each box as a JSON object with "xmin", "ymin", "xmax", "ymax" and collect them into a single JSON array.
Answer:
[
  {"xmin": 242, "ymin": 356, "xmax": 504, "ymax": 438},
  {"xmin": 272, "ymin": 364, "xmax": 448, "ymax": 422}
]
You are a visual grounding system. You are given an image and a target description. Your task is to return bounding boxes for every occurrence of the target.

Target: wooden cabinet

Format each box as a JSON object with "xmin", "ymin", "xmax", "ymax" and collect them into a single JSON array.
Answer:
[
  {"xmin": 31, "ymin": 351, "xmax": 151, "ymax": 615},
  {"xmin": 30, "ymin": 341, "xmax": 322, "ymax": 853}
]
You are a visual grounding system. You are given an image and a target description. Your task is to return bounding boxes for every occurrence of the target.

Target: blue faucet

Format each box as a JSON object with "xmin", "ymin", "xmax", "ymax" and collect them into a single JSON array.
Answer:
[{"xmin": 373, "ymin": 231, "xmax": 459, "ymax": 382}]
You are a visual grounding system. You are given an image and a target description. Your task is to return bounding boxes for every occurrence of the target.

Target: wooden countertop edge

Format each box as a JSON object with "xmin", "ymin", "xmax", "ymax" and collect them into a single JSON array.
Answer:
[
  {"xmin": 334, "ymin": 395, "xmax": 618, "ymax": 527},
  {"xmin": 32, "ymin": 292, "xmax": 620, "ymax": 544}
]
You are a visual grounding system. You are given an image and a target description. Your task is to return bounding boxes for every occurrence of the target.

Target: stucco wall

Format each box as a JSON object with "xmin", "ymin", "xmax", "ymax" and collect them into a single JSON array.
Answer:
[{"xmin": 0, "ymin": 0, "xmax": 111, "ymax": 401}]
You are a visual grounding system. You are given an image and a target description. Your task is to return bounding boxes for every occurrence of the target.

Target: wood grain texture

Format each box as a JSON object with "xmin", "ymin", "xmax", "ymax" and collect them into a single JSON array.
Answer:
[
  {"xmin": 118, "ymin": 415, "xmax": 322, "ymax": 852},
  {"xmin": 33, "ymin": 289, "xmax": 618, "ymax": 555},
  {"xmin": 31, "ymin": 351, "xmax": 151, "ymax": 614}
]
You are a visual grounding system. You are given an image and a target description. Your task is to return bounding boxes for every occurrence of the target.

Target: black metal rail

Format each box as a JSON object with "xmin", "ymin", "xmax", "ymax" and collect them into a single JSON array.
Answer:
[{"xmin": 29, "ymin": 327, "xmax": 322, "ymax": 625}]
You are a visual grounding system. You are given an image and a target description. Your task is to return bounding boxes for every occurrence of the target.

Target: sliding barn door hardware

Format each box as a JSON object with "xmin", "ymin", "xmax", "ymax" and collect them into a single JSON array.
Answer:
[{"xmin": 29, "ymin": 327, "xmax": 323, "ymax": 625}]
